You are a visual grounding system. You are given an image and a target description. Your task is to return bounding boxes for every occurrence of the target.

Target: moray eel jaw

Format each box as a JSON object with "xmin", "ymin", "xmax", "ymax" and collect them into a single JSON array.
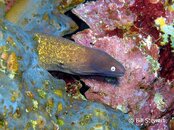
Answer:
[
  {"xmin": 96, "ymin": 65, "xmax": 125, "ymax": 77},
  {"xmin": 92, "ymin": 64, "xmax": 125, "ymax": 77}
]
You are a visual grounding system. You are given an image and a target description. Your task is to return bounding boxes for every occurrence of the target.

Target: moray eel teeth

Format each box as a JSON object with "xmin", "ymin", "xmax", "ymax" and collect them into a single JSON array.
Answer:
[{"xmin": 34, "ymin": 33, "xmax": 125, "ymax": 77}]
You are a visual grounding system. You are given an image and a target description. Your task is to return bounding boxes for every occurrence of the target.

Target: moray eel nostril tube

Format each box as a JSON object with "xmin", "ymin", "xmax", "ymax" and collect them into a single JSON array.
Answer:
[{"xmin": 34, "ymin": 33, "xmax": 125, "ymax": 77}]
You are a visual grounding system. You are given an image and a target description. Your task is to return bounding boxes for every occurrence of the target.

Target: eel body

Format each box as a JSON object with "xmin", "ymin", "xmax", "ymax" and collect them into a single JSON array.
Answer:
[{"xmin": 34, "ymin": 33, "xmax": 125, "ymax": 77}]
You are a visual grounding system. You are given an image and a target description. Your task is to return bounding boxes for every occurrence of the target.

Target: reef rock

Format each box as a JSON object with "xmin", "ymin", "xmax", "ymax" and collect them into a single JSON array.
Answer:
[
  {"xmin": 0, "ymin": 20, "xmax": 65, "ymax": 129},
  {"xmin": 72, "ymin": 0, "xmax": 136, "ymax": 36},
  {"xmin": 72, "ymin": 0, "xmax": 174, "ymax": 129},
  {"xmin": 5, "ymin": 0, "xmax": 78, "ymax": 36},
  {"xmin": 0, "ymin": 17, "xmax": 139, "ymax": 129},
  {"xmin": 73, "ymin": 31, "xmax": 159, "ymax": 113},
  {"xmin": 5, "ymin": 0, "xmax": 16, "ymax": 11}
]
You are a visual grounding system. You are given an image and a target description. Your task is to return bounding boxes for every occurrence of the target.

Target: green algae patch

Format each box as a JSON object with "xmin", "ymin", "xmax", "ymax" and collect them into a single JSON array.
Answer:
[{"xmin": 79, "ymin": 114, "xmax": 93, "ymax": 126}]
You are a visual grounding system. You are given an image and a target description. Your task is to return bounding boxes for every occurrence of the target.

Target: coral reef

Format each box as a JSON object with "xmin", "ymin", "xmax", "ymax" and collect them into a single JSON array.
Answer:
[
  {"xmin": 0, "ymin": 20, "xmax": 65, "ymax": 129},
  {"xmin": 0, "ymin": 1, "xmax": 140, "ymax": 129},
  {"xmin": 129, "ymin": 0, "xmax": 165, "ymax": 40},
  {"xmin": 2, "ymin": 0, "xmax": 174, "ymax": 129},
  {"xmin": 73, "ymin": 32, "xmax": 166, "ymax": 122},
  {"xmin": 57, "ymin": 0, "xmax": 85, "ymax": 13},
  {"xmin": 159, "ymin": 44, "xmax": 174, "ymax": 81},
  {"xmin": 5, "ymin": 0, "xmax": 16, "ymax": 11},
  {"xmin": 59, "ymin": 100, "xmax": 139, "ymax": 130},
  {"xmin": 72, "ymin": 0, "xmax": 174, "ymax": 129},
  {"xmin": 5, "ymin": 0, "xmax": 78, "ymax": 36},
  {"xmin": 155, "ymin": 17, "xmax": 174, "ymax": 48},
  {"xmin": 72, "ymin": 0, "xmax": 136, "ymax": 37},
  {"xmin": 154, "ymin": 6, "xmax": 174, "ymax": 81}
]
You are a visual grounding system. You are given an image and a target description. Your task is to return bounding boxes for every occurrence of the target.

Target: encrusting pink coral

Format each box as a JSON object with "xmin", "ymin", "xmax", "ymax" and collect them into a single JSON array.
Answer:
[
  {"xmin": 72, "ymin": 0, "xmax": 174, "ymax": 129},
  {"xmin": 74, "ymin": 29, "xmax": 163, "ymax": 120},
  {"xmin": 73, "ymin": 28, "xmax": 174, "ymax": 130},
  {"xmin": 133, "ymin": 78, "xmax": 174, "ymax": 129},
  {"xmin": 72, "ymin": 0, "xmax": 136, "ymax": 37},
  {"xmin": 129, "ymin": 0, "xmax": 165, "ymax": 40},
  {"xmin": 73, "ymin": 30, "xmax": 174, "ymax": 129},
  {"xmin": 159, "ymin": 44, "xmax": 174, "ymax": 81},
  {"xmin": 5, "ymin": 0, "xmax": 16, "ymax": 12},
  {"xmin": 166, "ymin": 9, "xmax": 174, "ymax": 24}
]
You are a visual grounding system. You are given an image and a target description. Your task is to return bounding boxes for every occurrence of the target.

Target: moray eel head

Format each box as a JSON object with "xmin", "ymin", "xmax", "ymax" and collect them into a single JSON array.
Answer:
[{"xmin": 84, "ymin": 49, "xmax": 125, "ymax": 77}]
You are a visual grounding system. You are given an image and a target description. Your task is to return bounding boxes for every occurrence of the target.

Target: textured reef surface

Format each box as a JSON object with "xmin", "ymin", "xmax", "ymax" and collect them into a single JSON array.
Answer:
[
  {"xmin": 5, "ymin": 0, "xmax": 78, "ymax": 36},
  {"xmin": 0, "ymin": 0, "xmax": 140, "ymax": 129},
  {"xmin": 0, "ymin": 17, "xmax": 139, "ymax": 130},
  {"xmin": 72, "ymin": 0, "xmax": 174, "ymax": 129},
  {"xmin": 2, "ymin": 0, "xmax": 174, "ymax": 129},
  {"xmin": 0, "ymin": 19, "xmax": 65, "ymax": 129}
]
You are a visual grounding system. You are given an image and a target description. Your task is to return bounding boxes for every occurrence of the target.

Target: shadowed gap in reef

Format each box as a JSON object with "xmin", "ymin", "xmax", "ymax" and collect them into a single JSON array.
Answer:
[{"xmin": 63, "ymin": 10, "xmax": 89, "ymax": 40}]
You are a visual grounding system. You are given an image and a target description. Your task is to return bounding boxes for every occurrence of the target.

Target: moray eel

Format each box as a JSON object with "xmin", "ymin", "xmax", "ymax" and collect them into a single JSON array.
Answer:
[{"xmin": 34, "ymin": 33, "xmax": 125, "ymax": 77}]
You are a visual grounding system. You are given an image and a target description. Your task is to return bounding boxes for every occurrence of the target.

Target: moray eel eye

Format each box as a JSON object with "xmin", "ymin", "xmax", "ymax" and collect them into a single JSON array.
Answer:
[{"xmin": 111, "ymin": 66, "xmax": 116, "ymax": 72}]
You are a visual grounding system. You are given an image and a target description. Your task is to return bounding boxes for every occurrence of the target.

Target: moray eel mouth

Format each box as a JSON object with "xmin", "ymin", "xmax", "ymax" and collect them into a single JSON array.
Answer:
[
  {"xmin": 95, "ymin": 68, "xmax": 125, "ymax": 77},
  {"xmin": 75, "ymin": 71, "xmax": 125, "ymax": 77}
]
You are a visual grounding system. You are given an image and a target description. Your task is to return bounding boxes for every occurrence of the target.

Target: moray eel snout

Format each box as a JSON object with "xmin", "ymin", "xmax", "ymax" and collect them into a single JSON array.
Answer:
[
  {"xmin": 35, "ymin": 33, "xmax": 125, "ymax": 78},
  {"xmin": 87, "ymin": 49, "xmax": 125, "ymax": 77}
]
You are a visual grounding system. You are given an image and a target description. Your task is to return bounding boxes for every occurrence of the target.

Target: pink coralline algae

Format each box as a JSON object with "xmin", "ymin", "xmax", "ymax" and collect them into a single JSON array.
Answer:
[
  {"xmin": 134, "ymin": 79, "xmax": 174, "ymax": 129},
  {"xmin": 73, "ymin": 33, "xmax": 174, "ymax": 130},
  {"xmin": 73, "ymin": 32, "xmax": 160, "ymax": 111},
  {"xmin": 73, "ymin": 28, "xmax": 174, "ymax": 130},
  {"xmin": 5, "ymin": 0, "xmax": 16, "ymax": 12},
  {"xmin": 72, "ymin": 0, "xmax": 136, "ymax": 37},
  {"xmin": 166, "ymin": 10, "xmax": 174, "ymax": 24},
  {"xmin": 72, "ymin": 0, "xmax": 174, "ymax": 129},
  {"xmin": 159, "ymin": 44, "xmax": 174, "ymax": 81},
  {"xmin": 129, "ymin": 0, "xmax": 165, "ymax": 40}
]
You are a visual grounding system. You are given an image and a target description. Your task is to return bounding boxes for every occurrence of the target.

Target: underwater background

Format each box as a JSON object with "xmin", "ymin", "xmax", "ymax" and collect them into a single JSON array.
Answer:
[{"xmin": 0, "ymin": 0, "xmax": 174, "ymax": 129}]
